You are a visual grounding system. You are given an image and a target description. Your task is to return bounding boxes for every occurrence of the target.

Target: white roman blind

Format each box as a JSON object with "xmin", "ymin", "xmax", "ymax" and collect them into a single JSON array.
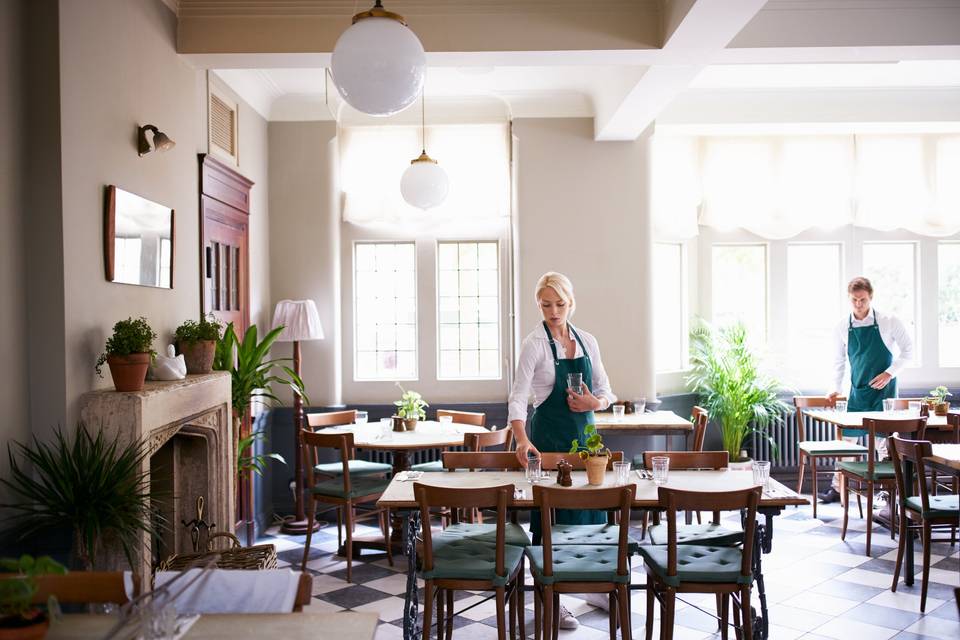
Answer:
[{"xmin": 340, "ymin": 124, "xmax": 510, "ymax": 226}]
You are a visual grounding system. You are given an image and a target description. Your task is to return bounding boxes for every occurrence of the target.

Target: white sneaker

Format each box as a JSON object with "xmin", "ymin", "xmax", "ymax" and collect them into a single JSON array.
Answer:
[
  {"xmin": 582, "ymin": 592, "xmax": 610, "ymax": 610},
  {"xmin": 558, "ymin": 604, "xmax": 579, "ymax": 630}
]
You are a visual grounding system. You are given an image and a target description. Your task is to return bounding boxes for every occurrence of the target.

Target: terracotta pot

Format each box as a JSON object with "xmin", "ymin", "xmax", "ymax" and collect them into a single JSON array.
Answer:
[
  {"xmin": 176, "ymin": 339, "xmax": 216, "ymax": 374},
  {"xmin": 585, "ymin": 455, "xmax": 608, "ymax": 485},
  {"xmin": 403, "ymin": 418, "xmax": 419, "ymax": 432},
  {"xmin": 107, "ymin": 353, "xmax": 151, "ymax": 392},
  {"xmin": 0, "ymin": 613, "xmax": 49, "ymax": 640},
  {"xmin": 935, "ymin": 402, "xmax": 949, "ymax": 416}
]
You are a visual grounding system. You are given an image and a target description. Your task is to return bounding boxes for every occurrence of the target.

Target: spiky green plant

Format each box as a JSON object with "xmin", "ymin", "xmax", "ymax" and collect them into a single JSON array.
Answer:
[
  {"xmin": 687, "ymin": 321, "xmax": 790, "ymax": 462},
  {"xmin": 0, "ymin": 424, "xmax": 161, "ymax": 571}
]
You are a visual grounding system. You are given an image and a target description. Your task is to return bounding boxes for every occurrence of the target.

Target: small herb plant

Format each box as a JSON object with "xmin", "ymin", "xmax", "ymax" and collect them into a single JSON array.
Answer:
[
  {"xmin": 394, "ymin": 384, "xmax": 428, "ymax": 420},
  {"xmin": 95, "ymin": 316, "xmax": 157, "ymax": 376},
  {"xmin": 568, "ymin": 424, "xmax": 610, "ymax": 459},
  {"xmin": 928, "ymin": 386, "xmax": 951, "ymax": 405},
  {"xmin": 0, "ymin": 555, "xmax": 67, "ymax": 622},
  {"xmin": 174, "ymin": 314, "xmax": 223, "ymax": 344}
]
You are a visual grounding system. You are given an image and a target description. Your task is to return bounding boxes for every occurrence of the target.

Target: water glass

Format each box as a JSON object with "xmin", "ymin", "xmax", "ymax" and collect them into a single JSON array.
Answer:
[
  {"xmin": 379, "ymin": 418, "xmax": 393, "ymax": 436},
  {"xmin": 613, "ymin": 461, "xmax": 631, "ymax": 486},
  {"xmin": 526, "ymin": 457, "xmax": 542, "ymax": 484},
  {"xmin": 439, "ymin": 415, "xmax": 454, "ymax": 429},
  {"xmin": 835, "ymin": 400, "xmax": 847, "ymax": 413},
  {"xmin": 355, "ymin": 410, "xmax": 368, "ymax": 424},
  {"xmin": 612, "ymin": 404, "xmax": 625, "ymax": 421},
  {"xmin": 908, "ymin": 400, "xmax": 922, "ymax": 416},
  {"xmin": 634, "ymin": 397, "xmax": 647, "ymax": 414},
  {"xmin": 752, "ymin": 460, "xmax": 771, "ymax": 490},
  {"xmin": 651, "ymin": 456, "xmax": 669, "ymax": 485},
  {"xmin": 883, "ymin": 398, "xmax": 896, "ymax": 412},
  {"xmin": 566, "ymin": 373, "xmax": 583, "ymax": 395}
]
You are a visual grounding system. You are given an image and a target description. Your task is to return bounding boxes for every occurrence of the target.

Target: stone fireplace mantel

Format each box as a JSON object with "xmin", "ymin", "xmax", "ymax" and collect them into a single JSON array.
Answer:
[{"xmin": 79, "ymin": 372, "xmax": 233, "ymax": 584}]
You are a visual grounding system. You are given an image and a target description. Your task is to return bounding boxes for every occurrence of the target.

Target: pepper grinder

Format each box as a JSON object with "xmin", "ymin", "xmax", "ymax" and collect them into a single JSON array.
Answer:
[{"xmin": 556, "ymin": 459, "xmax": 573, "ymax": 487}]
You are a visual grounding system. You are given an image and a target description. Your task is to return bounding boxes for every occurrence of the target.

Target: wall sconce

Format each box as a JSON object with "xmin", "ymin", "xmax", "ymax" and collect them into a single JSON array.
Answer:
[{"xmin": 138, "ymin": 124, "xmax": 176, "ymax": 157}]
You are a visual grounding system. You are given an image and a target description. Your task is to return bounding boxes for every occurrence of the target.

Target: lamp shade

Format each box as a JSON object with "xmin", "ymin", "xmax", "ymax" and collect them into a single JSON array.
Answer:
[
  {"xmin": 331, "ymin": 14, "xmax": 425, "ymax": 116},
  {"xmin": 271, "ymin": 300, "xmax": 324, "ymax": 342},
  {"xmin": 401, "ymin": 152, "xmax": 450, "ymax": 210}
]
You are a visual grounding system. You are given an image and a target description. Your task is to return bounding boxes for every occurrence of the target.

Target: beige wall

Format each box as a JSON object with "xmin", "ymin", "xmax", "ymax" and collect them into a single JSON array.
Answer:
[{"xmin": 512, "ymin": 118, "xmax": 656, "ymax": 403}]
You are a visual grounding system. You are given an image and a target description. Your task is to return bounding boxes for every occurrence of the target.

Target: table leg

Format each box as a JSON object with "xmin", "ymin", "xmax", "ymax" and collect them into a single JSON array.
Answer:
[{"xmin": 402, "ymin": 510, "xmax": 422, "ymax": 640}]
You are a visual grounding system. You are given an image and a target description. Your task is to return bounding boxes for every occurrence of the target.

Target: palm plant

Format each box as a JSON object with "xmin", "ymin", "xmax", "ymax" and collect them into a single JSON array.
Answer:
[
  {"xmin": 0, "ymin": 424, "xmax": 160, "ymax": 571},
  {"xmin": 687, "ymin": 321, "xmax": 790, "ymax": 462}
]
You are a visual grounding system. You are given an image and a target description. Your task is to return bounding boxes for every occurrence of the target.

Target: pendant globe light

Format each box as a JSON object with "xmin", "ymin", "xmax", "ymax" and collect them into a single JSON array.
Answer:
[
  {"xmin": 401, "ymin": 92, "xmax": 449, "ymax": 210},
  {"xmin": 331, "ymin": 1, "xmax": 425, "ymax": 117}
]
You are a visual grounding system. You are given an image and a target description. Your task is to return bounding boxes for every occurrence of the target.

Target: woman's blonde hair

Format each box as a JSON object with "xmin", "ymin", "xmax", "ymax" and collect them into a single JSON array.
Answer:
[{"xmin": 535, "ymin": 272, "xmax": 576, "ymax": 317}]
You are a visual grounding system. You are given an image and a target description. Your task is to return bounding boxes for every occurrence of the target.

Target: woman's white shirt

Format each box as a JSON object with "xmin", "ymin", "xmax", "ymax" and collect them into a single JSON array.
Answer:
[
  {"xmin": 830, "ymin": 308, "xmax": 914, "ymax": 395},
  {"xmin": 508, "ymin": 325, "xmax": 617, "ymax": 424}
]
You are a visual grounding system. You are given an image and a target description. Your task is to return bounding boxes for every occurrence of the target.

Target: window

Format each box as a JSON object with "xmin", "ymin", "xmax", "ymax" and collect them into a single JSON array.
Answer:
[
  {"xmin": 354, "ymin": 242, "xmax": 417, "ymax": 380},
  {"xmin": 862, "ymin": 242, "xmax": 918, "ymax": 354},
  {"xmin": 939, "ymin": 243, "xmax": 960, "ymax": 367},
  {"xmin": 712, "ymin": 245, "xmax": 767, "ymax": 344},
  {"xmin": 787, "ymin": 243, "xmax": 843, "ymax": 377},
  {"xmin": 437, "ymin": 241, "xmax": 501, "ymax": 379},
  {"xmin": 115, "ymin": 237, "xmax": 142, "ymax": 284},
  {"xmin": 653, "ymin": 242, "xmax": 687, "ymax": 372}
]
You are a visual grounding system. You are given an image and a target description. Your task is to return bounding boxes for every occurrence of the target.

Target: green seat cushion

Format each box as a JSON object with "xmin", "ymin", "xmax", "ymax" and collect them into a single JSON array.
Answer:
[
  {"xmin": 410, "ymin": 460, "xmax": 444, "ymax": 472},
  {"xmin": 421, "ymin": 537, "xmax": 524, "ymax": 586},
  {"xmin": 905, "ymin": 495, "xmax": 960, "ymax": 518},
  {"xmin": 525, "ymin": 545, "xmax": 631, "ymax": 584},
  {"xmin": 799, "ymin": 440, "xmax": 869, "ymax": 456},
  {"xmin": 311, "ymin": 476, "xmax": 392, "ymax": 499},
  {"xmin": 314, "ymin": 460, "xmax": 393, "ymax": 476},
  {"xmin": 638, "ymin": 544, "xmax": 751, "ymax": 588},
  {"xmin": 837, "ymin": 460, "xmax": 895, "ymax": 480},
  {"xmin": 550, "ymin": 524, "xmax": 641, "ymax": 554},
  {"xmin": 646, "ymin": 523, "xmax": 743, "ymax": 547},
  {"xmin": 439, "ymin": 523, "xmax": 532, "ymax": 548}
]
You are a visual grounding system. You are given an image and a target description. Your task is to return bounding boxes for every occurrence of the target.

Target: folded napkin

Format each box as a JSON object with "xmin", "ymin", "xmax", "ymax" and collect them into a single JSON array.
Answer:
[{"xmin": 154, "ymin": 568, "xmax": 301, "ymax": 614}]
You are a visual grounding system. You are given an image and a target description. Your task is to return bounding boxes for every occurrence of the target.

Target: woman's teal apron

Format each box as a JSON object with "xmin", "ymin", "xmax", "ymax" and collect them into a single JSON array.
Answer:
[
  {"xmin": 845, "ymin": 311, "xmax": 897, "ymax": 437},
  {"xmin": 528, "ymin": 321, "xmax": 606, "ymax": 541}
]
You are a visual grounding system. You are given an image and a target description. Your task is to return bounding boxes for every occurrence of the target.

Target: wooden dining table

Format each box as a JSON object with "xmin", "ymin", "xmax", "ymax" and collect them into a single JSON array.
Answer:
[
  {"xmin": 801, "ymin": 408, "xmax": 952, "ymax": 432},
  {"xmin": 592, "ymin": 410, "xmax": 694, "ymax": 449},
  {"xmin": 379, "ymin": 468, "xmax": 806, "ymax": 640}
]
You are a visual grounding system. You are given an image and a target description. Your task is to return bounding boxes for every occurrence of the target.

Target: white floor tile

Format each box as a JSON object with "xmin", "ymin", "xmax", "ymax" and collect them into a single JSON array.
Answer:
[
  {"xmin": 835, "ymin": 568, "xmax": 895, "ymax": 588},
  {"xmin": 808, "ymin": 550, "xmax": 871, "ymax": 567},
  {"xmin": 845, "ymin": 533, "xmax": 898, "ymax": 549},
  {"xmin": 904, "ymin": 615, "xmax": 960, "ymax": 640},
  {"xmin": 362, "ymin": 573, "xmax": 411, "ymax": 596},
  {"xmin": 766, "ymin": 604, "xmax": 833, "ymax": 632},
  {"xmin": 878, "ymin": 548, "xmax": 945, "ymax": 565},
  {"xmin": 374, "ymin": 623, "xmax": 405, "ymax": 640},
  {"xmin": 867, "ymin": 589, "xmax": 946, "ymax": 612},
  {"xmin": 782, "ymin": 591, "xmax": 861, "ymax": 616},
  {"xmin": 766, "ymin": 624, "xmax": 806, "ymax": 640},
  {"xmin": 917, "ymin": 567, "xmax": 960, "ymax": 586},
  {"xmin": 310, "ymin": 573, "xmax": 351, "ymax": 595},
  {"xmin": 352, "ymin": 595, "xmax": 408, "ymax": 622},
  {"xmin": 301, "ymin": 598, "xmax": 347, "ymax": 614},
  {"xmin": 810, "ymin": 616, "xmax": 899, "ymax": 640}
]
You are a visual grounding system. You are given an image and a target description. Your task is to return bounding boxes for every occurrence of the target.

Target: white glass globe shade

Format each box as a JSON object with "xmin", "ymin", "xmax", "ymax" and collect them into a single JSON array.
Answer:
[
  {"xmin": 331, "ymin": 17, "xmax": 425, "ymax": 116},
  {"xmin": 401, "ymin": 158, "xmax": 449, "ymax": 210}
]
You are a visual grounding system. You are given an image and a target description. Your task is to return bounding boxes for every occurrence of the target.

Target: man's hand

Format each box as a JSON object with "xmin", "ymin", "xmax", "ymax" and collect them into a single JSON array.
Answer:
[
  {"xmin": 827, "ymin": 391, "xmax": 840, "ymax": 402},
  {"xmin": 567, "ymin": 388, "xmax": 600, "ymax": 413},
  {"xmin": 869, "ymin": 372, "xmax": 893, "ymax": 390}
]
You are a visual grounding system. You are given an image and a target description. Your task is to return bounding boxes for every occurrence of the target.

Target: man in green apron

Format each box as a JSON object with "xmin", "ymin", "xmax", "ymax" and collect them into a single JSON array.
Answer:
[{"xmin": 821, "ymin": 276, "xmax": 914, "ymax": 504}]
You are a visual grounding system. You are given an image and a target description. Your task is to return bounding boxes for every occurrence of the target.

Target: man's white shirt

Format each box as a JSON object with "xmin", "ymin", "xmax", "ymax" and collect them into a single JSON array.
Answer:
[{"xmin": 831, "ymin": 308, "xmax": 914, "ymax": 395}]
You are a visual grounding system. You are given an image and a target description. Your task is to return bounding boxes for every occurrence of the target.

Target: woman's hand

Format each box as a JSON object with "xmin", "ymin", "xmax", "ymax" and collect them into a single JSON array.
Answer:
[
  {"xmin": 515, "ymin": 441, "xmax": 541, "ymax": 466},
  {"xmin": 567, "ymin": 388, "xmax": 601, "ymax": 413}
]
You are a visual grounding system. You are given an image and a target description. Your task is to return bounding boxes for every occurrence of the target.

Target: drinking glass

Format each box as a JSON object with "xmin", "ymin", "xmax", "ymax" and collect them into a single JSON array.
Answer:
[
  {"xmin": 835, "ymin": 400, "xmax": 847, "ymax": 413},
  {"xmin": 566, "ymin": 373, "xmax": 583, "ymax": 395},
  {"xmin": 379, "ymin": 418, "xmax": 393, "ymax": 436},
  {"xmin": 612, "ymin": 404, "xmax": 625, "ymax": 421},
  {"xmin": 526, "ymin": 457, "xmax": 542, "ymax": 484},
  {"xmin": 651, "ymin": 456, "xmax": 669, "ymax": 485},
  {"xmin": 613, "ymin": 461, "xmax": 631, "ymax": 486},
  {"xmin": 908, "ymin": 400, "xmax": 922, "ymax": 416},
  {"xmin": 634, "ymin": 397, "xmax": 647, "ymax": 414},
  {"xmin": 752, "ymin": 460, "xmax": 771, "ymax": 490},
  {"xmin": 355, "ymin": 410, "xmax": 368, "ymax": 424},
  {"xmin": 439, "ymin": 415, "xmax": 454, "ymax": 429},
  {"xmin": 883, "ymin": 398, "xmax": 896, "ymax": 412}
]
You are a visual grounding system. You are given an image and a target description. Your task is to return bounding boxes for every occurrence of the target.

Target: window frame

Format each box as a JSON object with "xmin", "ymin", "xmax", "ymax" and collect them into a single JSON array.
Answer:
[{"xmin": 653, "ymin": 240, "xmax": 690, "ymax": 374}]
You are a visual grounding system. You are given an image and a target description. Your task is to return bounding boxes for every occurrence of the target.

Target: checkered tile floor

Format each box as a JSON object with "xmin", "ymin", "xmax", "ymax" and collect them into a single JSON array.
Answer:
[{"xmin": 262, "ymin": 497, "xmax": 959, "ymax": 639}]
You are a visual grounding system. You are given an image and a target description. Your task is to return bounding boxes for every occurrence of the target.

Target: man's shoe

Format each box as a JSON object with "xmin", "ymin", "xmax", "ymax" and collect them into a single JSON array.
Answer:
[
  {"xmin": 873, "ymin": 504, "xmax": 893, "ymax": 526},
  {"xmin": 818, "ymin": 488, "xmax": 842, "ymax": 504},
  {"xmin": 558, "ymin": 604, "xmax": 579, "ymax": 630}
]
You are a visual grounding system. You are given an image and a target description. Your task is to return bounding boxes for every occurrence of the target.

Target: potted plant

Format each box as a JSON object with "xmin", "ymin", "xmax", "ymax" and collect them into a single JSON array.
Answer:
[
  {"xmin": 568, "ymin": 424, "xmax": 610, "ymax": 485},
  {"xmin": 174, "ymin": 314, "xmax": 223, "ymax": 374},
  {"xmin": 95, "ymin": 316, "xmax": 157, "ymax": 392},
  {"xmin": 927, "ymin": 386, "xmax": 952, "ymax": 416},
  {"xmin": 687, "ymin": 321, "xmax": 790, "ymax": 467},
  {"xmin": 0, "ymin": 424, "xmax": 160, "ymax": 572},
  {"xmin": 394, "ymin": 386, "xmax": 427, "ymax": 431},
  {"xmin": 0, "ymin": 555, "xmax": 67, "ymax": 639}
]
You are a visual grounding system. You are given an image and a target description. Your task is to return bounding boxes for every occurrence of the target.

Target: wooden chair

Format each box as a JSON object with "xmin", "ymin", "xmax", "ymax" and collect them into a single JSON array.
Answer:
[
  {"xmin": 300, "ymin": 430, "xmax": 393, "ymax": 581},
  {"xmin": 888, "ymin": 435, "xmax": 959, "ymax": 612},
  {"xmin": 839, "ymin": 417, "xmax": 926, "ymax": 556},
  {"xmin": 415, "ymin": 482, "xmax": 527, "ymax": 640},
  {"xmin": 793, "ymin": 395, "xmax": 869, "ymax": 518},
  {"xmin": 443, "ymin": 450, "xmax": 524, "ymax": 471},
  {"xmin": 438, "ymin": 409, "xmax": 488, "ymax": 427},
  {"xmin": 639, "ymin": 486, "xmax": 761, "ymax": 640},
  {"xmin": 411, "ymin": 410, "xmax": 490, "ymax": 472},
  {"xmin": 528, "ymin": 484, "xmax": 635, "ymax": 640},
  {"xmin": 632, "ymin": 406, "xmax": 709, "ymax": 470},
  {"xmin": 640, "ymin": 450, "xmax": 730, "ymax": 532},
  {"xmin": 29, "ymin": 572, "xmax": 140, "ymax": 605}
]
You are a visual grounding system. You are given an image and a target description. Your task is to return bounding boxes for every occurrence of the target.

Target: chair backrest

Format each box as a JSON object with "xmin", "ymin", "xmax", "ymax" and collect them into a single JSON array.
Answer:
[
  {"xmin": 793, "ymin": 395, "xmax": 842, "ymax": 441},
  {"xmin": 657, "ymin": 486, "xmax": 760, "ymax": 581},
  {"xmin": 414, "ymin": 483, "xmax": 512, "ymax": 577},
  {"xmin": 862, "ymin": 417, "xmax": 926, "ymax": 476},
  {"xmin": 925, "ymin": 411, "xmax": 959, "ymax": 444},
  {"xmin": 691, "ymin": 406, "xmax": 709, "ymax": 451},
  {"xmin": 463, "ymin": 426, "xmax": 513, "ymax": 452},
  {"xmin": 437, "ymin": 409, "xmax": 486, "ymax": 427},
  {"xmin": 641, "ymin": 450, "xmax": 729, "ymax": 470},
  {"xmin": 306, "ymin": 410, "xmax": 357, "ymax": 429},
  {"xmin": 533, "ymin": 484, "xmax": 634, "ymax": 580},
  {"xmin": 540, "ymin": 451, "xmax": 624, "ymax": 471},
  {"xmin": 889, "ymin": 434, "xmax": 935, "ymax": 513},
  {"xmin": 30, "ymin": 571, "xmax": 139, "ymax": 605},
  {"xmin": 301, "ymin": 430, "xmax": 356, "ymax": 493},
  {"xmin": 442, "ymin": 450, "xmax": 523, "ymax": 471},
  {"xmin": 891, "ymin": 398, "xmax": 928, "ymax": 413}
]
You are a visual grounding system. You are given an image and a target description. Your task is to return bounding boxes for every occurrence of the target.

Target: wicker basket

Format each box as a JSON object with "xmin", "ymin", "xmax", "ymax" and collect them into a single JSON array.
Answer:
[{"xmin": 157, "ymin": 532, "xmax": 278, "ymax": 572}]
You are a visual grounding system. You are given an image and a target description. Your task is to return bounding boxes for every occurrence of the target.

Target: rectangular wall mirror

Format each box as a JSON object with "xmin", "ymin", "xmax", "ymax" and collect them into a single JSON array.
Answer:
[{"xmin": 104, "ymin": 185, "xmax": 174, "ymax": 289}]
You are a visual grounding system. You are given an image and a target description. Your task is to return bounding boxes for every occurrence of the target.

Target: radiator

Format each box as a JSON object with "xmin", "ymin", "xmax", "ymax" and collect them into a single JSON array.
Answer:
[{"xmin": 748, "ymin": 407, "xmax": 844, "ymax": 470}]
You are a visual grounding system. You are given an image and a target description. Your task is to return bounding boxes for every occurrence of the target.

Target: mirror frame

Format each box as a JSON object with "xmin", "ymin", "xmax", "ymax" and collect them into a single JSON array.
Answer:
[{"xmin": 104, "ymin": 185, "xmax": 176, "ymax": 288}]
